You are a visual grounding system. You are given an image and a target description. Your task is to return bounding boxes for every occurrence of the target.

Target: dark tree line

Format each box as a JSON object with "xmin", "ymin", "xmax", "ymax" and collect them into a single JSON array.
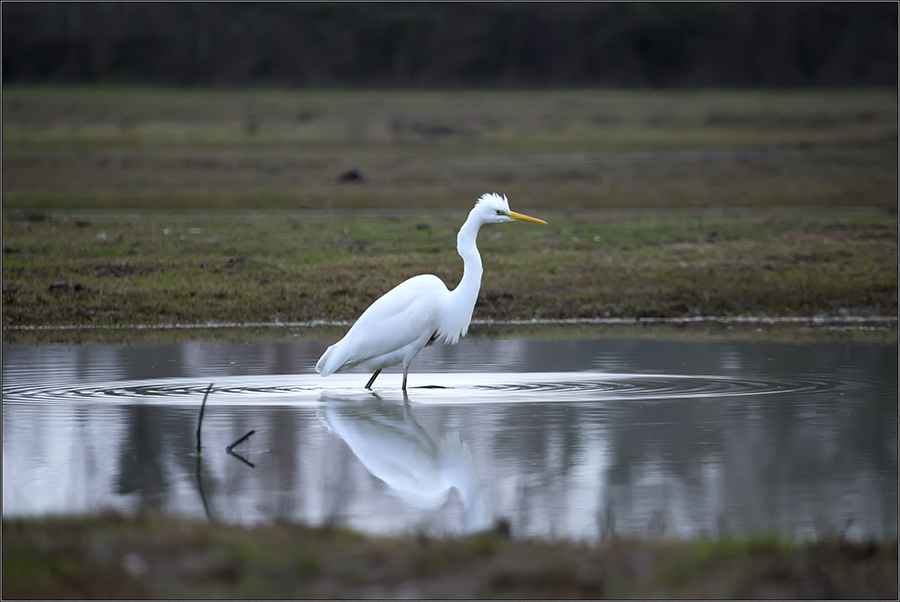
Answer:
[{"xmin": 3, "ymin": 2, "xmax": 897, "ymax": 88}]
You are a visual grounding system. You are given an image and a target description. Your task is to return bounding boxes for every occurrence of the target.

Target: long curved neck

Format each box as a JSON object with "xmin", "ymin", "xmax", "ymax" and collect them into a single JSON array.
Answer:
[
  {"xmin": 434, "ymin": 209, "xmax": 485, "ymax": 344},
  {"xmin": 453, "ymin": 212, "xmax": 484, "ymax": 302}
]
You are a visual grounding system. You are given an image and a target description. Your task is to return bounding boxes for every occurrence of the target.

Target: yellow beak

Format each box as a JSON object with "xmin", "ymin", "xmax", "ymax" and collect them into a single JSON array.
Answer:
[{"xmin": 507, "ymin": 211, "xmax": 547, "ymax": 225}]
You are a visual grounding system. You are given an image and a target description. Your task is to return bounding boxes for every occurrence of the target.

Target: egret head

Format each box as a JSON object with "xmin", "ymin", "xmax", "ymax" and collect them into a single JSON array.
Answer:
[{"xmin": 473, "ymin": 193, "xmax": 547, "ymax": 225}]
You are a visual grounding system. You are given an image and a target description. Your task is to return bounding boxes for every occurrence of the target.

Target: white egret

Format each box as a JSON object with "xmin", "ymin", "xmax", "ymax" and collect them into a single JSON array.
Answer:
[{"xmin": 316, "ymin": 193, "xmax": 546, "ymax": 390}]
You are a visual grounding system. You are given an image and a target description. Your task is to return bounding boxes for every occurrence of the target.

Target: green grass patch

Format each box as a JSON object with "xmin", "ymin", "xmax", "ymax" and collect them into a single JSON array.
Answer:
[
  {"xmin": 2, "ymin": 87, "xmax": 896, "ymax": 345},
  {"xmin": 2, "ymin": 209, "xmax": 895, "ymax": 337}
]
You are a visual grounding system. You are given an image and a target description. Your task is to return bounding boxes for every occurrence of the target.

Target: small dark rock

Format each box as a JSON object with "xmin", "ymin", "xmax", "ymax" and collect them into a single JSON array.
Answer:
[
  {"xmin": 338, "ymin": 169, "xmax": 364, "ymax": 183},
  {"xmin": 48, "ymin": 280, "xmax": 97, "ymax": 294}
]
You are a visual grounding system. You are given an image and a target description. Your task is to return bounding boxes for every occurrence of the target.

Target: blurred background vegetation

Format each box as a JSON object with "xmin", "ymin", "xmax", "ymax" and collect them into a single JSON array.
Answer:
[{"xmin": 3, "ymin": 2, "xmax": 897, "ymax": 89}]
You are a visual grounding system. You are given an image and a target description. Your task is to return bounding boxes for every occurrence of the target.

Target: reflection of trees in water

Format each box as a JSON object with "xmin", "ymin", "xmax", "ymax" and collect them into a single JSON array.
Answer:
[
  {"xmin": 114, "ymin": 404, "xmax": 211, "ymax": 511},
  {"xmin": 99, "ymin": 370, "xmax": 894, "ymax": 540},
  {"xmin": 116, "ymin": 405, "xmax": 166, "ymax": 511},
  {"xmin": 103, "ymin": 380, "xmax": 312, "ymax": 523},
  {"xmin": 466, "ymin": 340, "xmax": 897, "ymax": 540},
  {"xmin": 320, "ymin": 431, "xmax": 357, "ymax": 527},
  {"xmin": 259, "ymin": 408, "xmax": 299, "ymax": 520},
  {"xmin": 5, "ymin": 338, "xmax": 894, "ymax": 541},
  {"xmin": 599, "ymin": 389, "xmax": 897, "ymax": 539}
]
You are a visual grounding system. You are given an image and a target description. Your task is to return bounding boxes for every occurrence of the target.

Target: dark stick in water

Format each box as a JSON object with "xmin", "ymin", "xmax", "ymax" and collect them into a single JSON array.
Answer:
[
  {"xmin": 196, "ymin": 383, "xmax": 213, "ymax": 453},
  {"xmin": 227, "ymin": 429, "xmax": 256, "ymax": 452},
  {"xmin": 227, "ymin": 447, "xmax": 256, "ymax": 468}
]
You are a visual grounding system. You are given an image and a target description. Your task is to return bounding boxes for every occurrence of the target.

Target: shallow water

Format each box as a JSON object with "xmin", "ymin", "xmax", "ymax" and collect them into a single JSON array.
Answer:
[{"xmin": 3, "ymin": 337, "xmax": 897, "ymax": 542}]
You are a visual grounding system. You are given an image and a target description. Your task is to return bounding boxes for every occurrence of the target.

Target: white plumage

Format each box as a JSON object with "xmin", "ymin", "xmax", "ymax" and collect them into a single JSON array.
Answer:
[
  {"xmin": 318, "ymin": 395, "xmax": 486, "ymax": 533},
  {"xmin": 316, "ymin": 193, "xmax": 546, "ymax": 389}
]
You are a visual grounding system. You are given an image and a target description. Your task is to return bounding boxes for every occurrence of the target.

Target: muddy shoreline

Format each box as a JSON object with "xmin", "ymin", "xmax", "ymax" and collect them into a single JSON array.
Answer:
[{"xmin": 4, "ymin": 514, "xmax": 897, "ymax": 599}]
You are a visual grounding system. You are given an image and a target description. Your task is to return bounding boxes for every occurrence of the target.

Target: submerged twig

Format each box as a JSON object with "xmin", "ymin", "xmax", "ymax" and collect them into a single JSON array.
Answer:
[
  {"xmin": 227, "ymin": 448, "xmax": 256, "ymax": 468},
  {"xmin": 195, "ymin": 454, "xmax": 213, "ymax": 521},
  {"xmin": 226, "ymin": 429, "xmax": 256, "ymax": 468},
  {"xmin": 226, "ymin": 429, "xmax": 256, "ymax": 452},
  {"xmin": 196, "ymin": 383, "xmax": 213, "ymax": 453}
]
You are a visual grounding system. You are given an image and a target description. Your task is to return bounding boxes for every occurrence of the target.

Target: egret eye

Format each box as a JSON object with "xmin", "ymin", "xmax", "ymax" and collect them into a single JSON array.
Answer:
[{"xmin": 496, "ymin": 210, "xmax": 504, "ymax": 215}]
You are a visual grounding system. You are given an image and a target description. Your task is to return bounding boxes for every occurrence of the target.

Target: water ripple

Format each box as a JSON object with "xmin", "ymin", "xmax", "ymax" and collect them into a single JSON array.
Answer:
[{"xmin": 2, "ymin": 371, "xmax": 851, "ymax": 406}]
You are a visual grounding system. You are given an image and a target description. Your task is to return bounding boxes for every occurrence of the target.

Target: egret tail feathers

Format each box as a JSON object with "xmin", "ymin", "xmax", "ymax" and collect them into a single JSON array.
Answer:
[{"xmin": 316, "ymin": 345, "xmax": 344, "ymax": 377}]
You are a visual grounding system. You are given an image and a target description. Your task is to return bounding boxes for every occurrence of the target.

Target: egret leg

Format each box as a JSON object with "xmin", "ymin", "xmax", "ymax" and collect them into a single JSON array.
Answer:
[
  {"xmin": 365, "ymin": 369, "xmax": 381, "ymax": 389},
  {"xmin": 402, "ymin": 369, "xmax": 408, "ymax": 391}
]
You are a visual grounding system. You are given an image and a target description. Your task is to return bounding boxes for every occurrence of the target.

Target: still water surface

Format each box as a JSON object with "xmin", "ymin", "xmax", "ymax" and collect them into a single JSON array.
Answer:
[{"xmin": 3, "ymin": 337, "xmax": 897, "ymax": 542}]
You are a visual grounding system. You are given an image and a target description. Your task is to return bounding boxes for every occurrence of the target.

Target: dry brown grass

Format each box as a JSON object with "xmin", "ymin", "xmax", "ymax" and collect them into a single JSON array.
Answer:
[{"xmin": 3, "ymin": 87, "xmax": 897, "ymax": 212}]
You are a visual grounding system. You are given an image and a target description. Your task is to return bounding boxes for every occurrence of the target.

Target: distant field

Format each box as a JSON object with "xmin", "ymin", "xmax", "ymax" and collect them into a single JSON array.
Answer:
[
  {"xmin": 2, "ymin": 87, "xmax": 897, "ymax": 341},
  {"xmin": 3, "ymin": 86, "xmax": 897, "ymax": 212}
]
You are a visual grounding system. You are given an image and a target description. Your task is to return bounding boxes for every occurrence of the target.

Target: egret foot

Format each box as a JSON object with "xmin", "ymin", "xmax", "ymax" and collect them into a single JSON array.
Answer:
[{"xmin": 365, "ymin": 369, "xmax": 381, "ymax": 389}]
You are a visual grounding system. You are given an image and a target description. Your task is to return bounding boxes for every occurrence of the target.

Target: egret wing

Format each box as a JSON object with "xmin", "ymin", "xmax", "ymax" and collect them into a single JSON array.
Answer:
[{"xmin": 318, "ymin": 275, "xmax": 447, "ymax": 373}]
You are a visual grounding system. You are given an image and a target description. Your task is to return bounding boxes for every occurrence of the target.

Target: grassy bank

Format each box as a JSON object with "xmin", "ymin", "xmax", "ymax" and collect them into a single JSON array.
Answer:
[
  {"xmin": 2, "ymin": 87, "xmax": 897, "ymax": 343},
  {"xmin": 2, "ymin": 209, "xmax": 896, "ymax": 334},
  {"xmin": 4, "ymin": 514, "xmax": 897, "ymax": 599},
  {"xmin": 5, "ymin": 319, "xmax": 898, "ymax": 347}
]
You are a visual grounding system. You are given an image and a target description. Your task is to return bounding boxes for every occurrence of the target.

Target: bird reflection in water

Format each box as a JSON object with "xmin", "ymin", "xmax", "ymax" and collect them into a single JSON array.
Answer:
[{"xmin": 318, "ymin": 392, "xmax": 486, "ymax": 535}]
